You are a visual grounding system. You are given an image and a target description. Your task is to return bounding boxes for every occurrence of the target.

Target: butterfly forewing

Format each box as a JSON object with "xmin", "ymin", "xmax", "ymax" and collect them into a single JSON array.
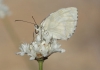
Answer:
[{"xmin": 41, "ymin": 7, "xmax": 78, "ymax": 40}]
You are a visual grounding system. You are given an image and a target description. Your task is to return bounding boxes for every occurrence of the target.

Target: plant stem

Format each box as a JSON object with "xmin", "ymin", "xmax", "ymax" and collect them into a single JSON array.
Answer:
[{"xmin": 38, "ymin": 60, "xmax": 44, "ymax": 70}]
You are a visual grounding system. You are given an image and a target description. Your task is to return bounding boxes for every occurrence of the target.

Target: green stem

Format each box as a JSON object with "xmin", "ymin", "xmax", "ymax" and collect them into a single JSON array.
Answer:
[{"xmin": 38, "ymin": 60, "xmax": 44, "ymax": 70}]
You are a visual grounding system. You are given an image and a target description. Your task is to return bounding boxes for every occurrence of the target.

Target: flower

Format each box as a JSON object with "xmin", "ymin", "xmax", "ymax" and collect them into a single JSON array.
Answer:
[
  {"xmin": 0, "ymin": 0, "xmax": 11, "ymax": 18},
  {"xmin": 17, "ymin": 29, "xmax": 65, "ymax": 60},
  {"xmin": 17, "ymin": 39, "xmax": 65, "ymax": 60}
]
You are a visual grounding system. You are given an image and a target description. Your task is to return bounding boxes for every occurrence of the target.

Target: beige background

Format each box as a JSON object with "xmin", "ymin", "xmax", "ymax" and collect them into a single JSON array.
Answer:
[{"xmin": 0, "ymin": 0, "xmax": 100, "ymax": 70}]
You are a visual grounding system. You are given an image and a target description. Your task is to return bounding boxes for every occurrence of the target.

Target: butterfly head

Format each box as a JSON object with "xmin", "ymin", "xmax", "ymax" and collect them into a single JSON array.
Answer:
[{"xmin": 34, "ymin": 24, "xmax": 40, "ymax": 34}]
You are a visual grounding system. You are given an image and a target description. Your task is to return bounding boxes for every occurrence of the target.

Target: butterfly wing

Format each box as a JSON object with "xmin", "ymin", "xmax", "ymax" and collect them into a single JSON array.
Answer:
[{"xmin": 41, "ymin": 7, "xmax": 78, "ymax": 40}]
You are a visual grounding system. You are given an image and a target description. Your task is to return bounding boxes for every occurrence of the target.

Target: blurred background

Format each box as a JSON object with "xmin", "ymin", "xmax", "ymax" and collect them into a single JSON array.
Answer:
[{"xmin": 0, "ymin": 0, "xmax": 100, "ymax": 70}]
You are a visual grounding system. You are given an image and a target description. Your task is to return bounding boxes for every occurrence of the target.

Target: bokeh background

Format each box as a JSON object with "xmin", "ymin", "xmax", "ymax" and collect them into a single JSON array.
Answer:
[{"xmin": 0, "ymin": 0, "xmax": 100, "ymax": 70}]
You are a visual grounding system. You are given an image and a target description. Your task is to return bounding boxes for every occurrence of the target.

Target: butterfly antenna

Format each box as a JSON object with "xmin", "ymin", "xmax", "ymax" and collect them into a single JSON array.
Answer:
[
  {"xmin": 32, "ymin": 16, "xmax": 37, "ymax": 24},
  {"xmin": 15, "ymin": 20, "xmax": 35, "ymax": 24}
]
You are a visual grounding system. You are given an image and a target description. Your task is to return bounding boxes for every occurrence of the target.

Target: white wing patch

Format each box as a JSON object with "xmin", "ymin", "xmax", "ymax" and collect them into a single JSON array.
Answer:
[{"xmin": 41, "ymin": 7, "xmax": 78, "ymax": 40}]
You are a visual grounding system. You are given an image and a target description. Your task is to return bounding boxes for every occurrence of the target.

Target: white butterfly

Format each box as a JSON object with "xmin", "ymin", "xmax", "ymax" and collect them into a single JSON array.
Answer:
[
  {"xmin": 16, "ymin": 7, "xmax": 78, "ymax": 41},
  {"xmin": 35, "ymin": 7, "xmax": 78, "ymax": 41}
]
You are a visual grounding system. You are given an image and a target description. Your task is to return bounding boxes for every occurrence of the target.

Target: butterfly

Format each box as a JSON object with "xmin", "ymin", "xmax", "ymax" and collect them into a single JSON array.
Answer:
[{"xmin": 16, "ymin": 7, "xmax": 78, "ymax": 41}]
